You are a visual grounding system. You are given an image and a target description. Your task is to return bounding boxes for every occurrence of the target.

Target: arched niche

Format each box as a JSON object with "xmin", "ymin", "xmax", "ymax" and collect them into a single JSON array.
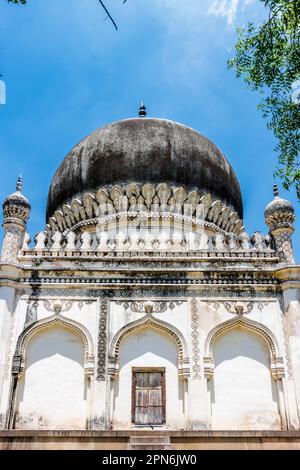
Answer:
[
  {"xmin": 10, "ymin": 314, "xmax": 94, "ymax": 430},
  {"xmin": 203, "ymin": 316, "xmax": 284, "ymax": 380},
  {"xmin": 109, "ymin": 314, "xmax": 190, "ymax": 379},
  {"xmin": 204, "ymin": 320, "xmax": 284, "ymax": 430},
  {"xmin": 109, "ymin": 316, "xmax": 189, "ymax": 430}
]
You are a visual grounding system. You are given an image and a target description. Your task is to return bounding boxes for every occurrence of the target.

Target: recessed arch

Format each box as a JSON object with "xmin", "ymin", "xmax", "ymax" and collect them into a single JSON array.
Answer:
[
  {"xmin": 13, "ymin": 321, "xmax": 90, "ymax": 430},
  {"xmin": 208, "ymin": 326, "xmax": 284, "ymax": 430},
  {"xmin": 205, "ymin": 315, "xmax": 280, "ymax": 359},
  {"xmin": 14, "ymin": 313, "xmax": 94, "ymax": 375},
  {"xmin": 109, "ymin": 314, "xmax": 190, "ymax": 378},
  {"xmin": 111, "ymin": 315, "xmax": 188, "ymax": 429},
  {"xmin": 110, "ymin": 314, "xmax": 188, "ymax": 360},
  {"xmin": 203, "ymin": 316, "xmax": 284, "ymax": 380}
]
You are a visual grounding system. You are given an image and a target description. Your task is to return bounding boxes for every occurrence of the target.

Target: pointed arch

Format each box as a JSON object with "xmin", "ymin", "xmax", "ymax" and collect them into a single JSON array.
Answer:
[
  {"xmin": 108, "ymin": 314, "xmax": 190, "ymax": 378},
  {"xmin": 203, "ymin": 316, "xmax": 284, "ymax": 380},
  {"xmin": 14, "ymin": 313, "xmax": 94, "ymax": 376}
]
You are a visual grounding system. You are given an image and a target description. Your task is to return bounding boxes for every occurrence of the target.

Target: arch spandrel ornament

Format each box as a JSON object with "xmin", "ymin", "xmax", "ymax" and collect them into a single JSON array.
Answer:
[{"xmin": 203, "ymin": 315, "xmax": 284, "ymax": 381}]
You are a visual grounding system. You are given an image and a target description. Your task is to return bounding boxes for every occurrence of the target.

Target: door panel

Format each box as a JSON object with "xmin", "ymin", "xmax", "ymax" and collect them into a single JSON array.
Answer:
[{"xmin": 132, "ymin": 371, "xmax": 165, "ymax": 425}]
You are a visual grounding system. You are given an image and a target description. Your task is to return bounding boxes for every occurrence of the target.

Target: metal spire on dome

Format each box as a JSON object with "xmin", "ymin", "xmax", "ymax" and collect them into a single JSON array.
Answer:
[
  {"xmin": 139, "ymin": 101, "xmax": 147, "ymax": 117},
  {"xmin": 16, "ymin": 175, "xmax": 22, "ymax": 192},
  {"xmin": 273, "ymin": 182, "xmax": 279, "ymax": 198}
]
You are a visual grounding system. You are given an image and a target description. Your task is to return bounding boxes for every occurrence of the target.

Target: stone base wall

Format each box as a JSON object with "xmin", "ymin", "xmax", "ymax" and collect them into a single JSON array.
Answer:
[{"xmin": 1, "ymin": 431, "xmax": 300, "ymax": 450}]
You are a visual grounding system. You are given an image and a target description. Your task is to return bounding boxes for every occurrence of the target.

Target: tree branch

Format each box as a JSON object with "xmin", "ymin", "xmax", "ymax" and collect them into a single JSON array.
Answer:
[
  {"xmin": 7, "ymin": 1, "xmax": 128, "ymax": 31},
  {"xmin": 98, "ymin": 0, "xmax": 118, "ymax": 30}
]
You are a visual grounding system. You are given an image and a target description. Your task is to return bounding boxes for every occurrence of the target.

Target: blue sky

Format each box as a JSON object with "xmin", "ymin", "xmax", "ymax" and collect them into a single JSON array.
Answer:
[{"xmin": 0, "ymin": 0, "xmax": 299, "ymax": 259}]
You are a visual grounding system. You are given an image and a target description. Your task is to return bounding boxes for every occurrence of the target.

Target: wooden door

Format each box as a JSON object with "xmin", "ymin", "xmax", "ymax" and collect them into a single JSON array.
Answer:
[{"xmin": 132, "ymin": 370, "xmax": 165, "ymax": 425}]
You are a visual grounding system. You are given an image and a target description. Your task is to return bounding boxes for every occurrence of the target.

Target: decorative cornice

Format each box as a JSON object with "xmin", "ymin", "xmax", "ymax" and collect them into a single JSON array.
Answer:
[
  {"xmin": 275, "ymin": 265, "xmax": 300, "ymax": 284},
  {"xmin": 19, "ymin": 248, "xmax": 277, "ymax": 263},
  {"xmin": 11, "ymin": 286, "xmax": 282, "ymax": 301},
  {"xmin": 46, "ymin": 183, "xmax": 244, "ymax": 236},
  {"xmin": 17, "ymin": 270, "xmax": 278, "ymax": 288}
]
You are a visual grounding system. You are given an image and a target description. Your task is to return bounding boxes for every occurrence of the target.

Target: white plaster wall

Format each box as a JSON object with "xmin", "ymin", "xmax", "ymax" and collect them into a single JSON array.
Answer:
[
  {"xmin": 211, "ymin": 327, "xmax": 281, "ymax": 430},
  {"xmin": 113, "ymin": 327, "xmax": 185, "ymax": 429},
  {"xmin": 285, "ymin": 298, "xmax": 300, "ymax": 425},
  {"xmin": 0, "ymin": 287, "xmax": 16, "ymax": 422},
  {"xmin": 15, "ymin": 325, "xmax": 87, "ymax": 429}
]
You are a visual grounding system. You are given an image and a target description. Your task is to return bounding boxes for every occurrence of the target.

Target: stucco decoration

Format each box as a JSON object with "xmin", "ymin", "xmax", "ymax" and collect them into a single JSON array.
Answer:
[
  {"xmin": 207, "ymin": 301, "xmax": 270, "ymax": 315},
  {"xmin": 1, "ymin": 227, "xmax": 23, "ymax": 263},
  {"xmin": 272, "ymin": 232, "xmax": 295, "ymax": 264},
  {"xmin": 116, "ymin": 300, "xmax": 184, "ymax": 313},
  {"xmin": 190, "ymin": 298, "xmax": 201, "ymax": 379},
  {"xmin": 24, "ymin": 301, "xmax": 38, "ymax": 329},
  {"xmin": 45, "ymin": 185, "xmax": 245, "ymax": 238},
  {"xmin": 97, "ymin": 298, "xmax": 108, "ymax": 381}
]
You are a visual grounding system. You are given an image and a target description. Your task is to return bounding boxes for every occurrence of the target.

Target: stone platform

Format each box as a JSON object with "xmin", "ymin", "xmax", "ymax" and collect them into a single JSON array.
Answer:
[{"xmin": 1, "ymin": 430, "xmax": 300, "ymax": 450}]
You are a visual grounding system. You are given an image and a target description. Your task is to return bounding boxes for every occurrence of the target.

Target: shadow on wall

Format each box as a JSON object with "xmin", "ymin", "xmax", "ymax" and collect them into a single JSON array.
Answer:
[
  {"xmin": 210, "ymin": 326, "xmax": 281, "ymax": 430},
  {"xmin": 119, "ymin": 326, "xmax": 178, "ymax": 367},
  {"xmin": 24, "ymin": 326, "xmax": 84, "ymax": 368},
  {"xmin": 15, "ymin": 326, "xmax": 87, "ymax": 429}
]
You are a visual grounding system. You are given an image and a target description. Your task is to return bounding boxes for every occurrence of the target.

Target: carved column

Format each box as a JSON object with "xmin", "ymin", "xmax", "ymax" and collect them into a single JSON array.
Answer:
[
  {"xmin": 187, "ymin": 299, "xmax": 210, "ymax": 430},
  {"xmin": 90, "ymin": 297, "xmax": 109, "ymax": 430}
]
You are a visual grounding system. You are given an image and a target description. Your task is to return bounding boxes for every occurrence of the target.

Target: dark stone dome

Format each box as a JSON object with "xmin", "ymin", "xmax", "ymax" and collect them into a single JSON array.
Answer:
[{"xmin": 46, "ymin": 118, "xmax": 243, "ymax": 220}]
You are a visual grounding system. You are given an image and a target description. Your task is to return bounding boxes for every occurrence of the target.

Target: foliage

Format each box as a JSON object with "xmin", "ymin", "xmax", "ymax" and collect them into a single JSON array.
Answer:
[{"xmin": 229, "ymin": 0, "xmax": 300, "ymax": 198}]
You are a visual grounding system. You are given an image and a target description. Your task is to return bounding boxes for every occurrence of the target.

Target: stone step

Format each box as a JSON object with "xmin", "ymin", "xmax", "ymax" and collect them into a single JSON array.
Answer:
[
  {"xmin": 130, "ymin": 444, "xmax": 172, "ymax": 450},
  {"xmin": 130, "ymin": 436, "xmax": 171, "ymax": 444},
  {"xmin": 128, "ymin": 435, "xmax": 171, "ymax": 451}
]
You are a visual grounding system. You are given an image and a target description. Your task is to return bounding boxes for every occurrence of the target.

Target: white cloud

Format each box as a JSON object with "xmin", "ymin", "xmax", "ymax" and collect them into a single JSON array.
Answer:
[
  {"xmin": 208, "ymin": 0, "xmax": 255, "ymax": 26},
  {"xmin": 149, "ymin": 0, "xmax": 260, "ymax": 89},
  {"xmin": 208, "ymin": 0, "xmax": 239, "ymax": 26}
]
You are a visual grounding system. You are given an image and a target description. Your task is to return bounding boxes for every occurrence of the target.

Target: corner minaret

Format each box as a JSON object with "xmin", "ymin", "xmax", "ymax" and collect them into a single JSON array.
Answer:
[
  {"xmin": 265, "ymin": 183, "xmax": 295, "ymax": 263},
  {"xmin": 1, "ymin": 176, "xmax": 31, "ymax": 263}
]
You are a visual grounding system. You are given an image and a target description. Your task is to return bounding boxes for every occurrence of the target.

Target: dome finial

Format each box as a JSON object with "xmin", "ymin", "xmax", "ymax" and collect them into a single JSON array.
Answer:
[
  {"xmin": 273, "ymin": 182, "xmax": 279, "ymax": 198},
  {"xmin": 16, "ymin": 174, "xmax": 22, "ymax": 192},
  {"xmin": 139, "ymin": 100, "xmax": 147, "ymax": 117}
]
